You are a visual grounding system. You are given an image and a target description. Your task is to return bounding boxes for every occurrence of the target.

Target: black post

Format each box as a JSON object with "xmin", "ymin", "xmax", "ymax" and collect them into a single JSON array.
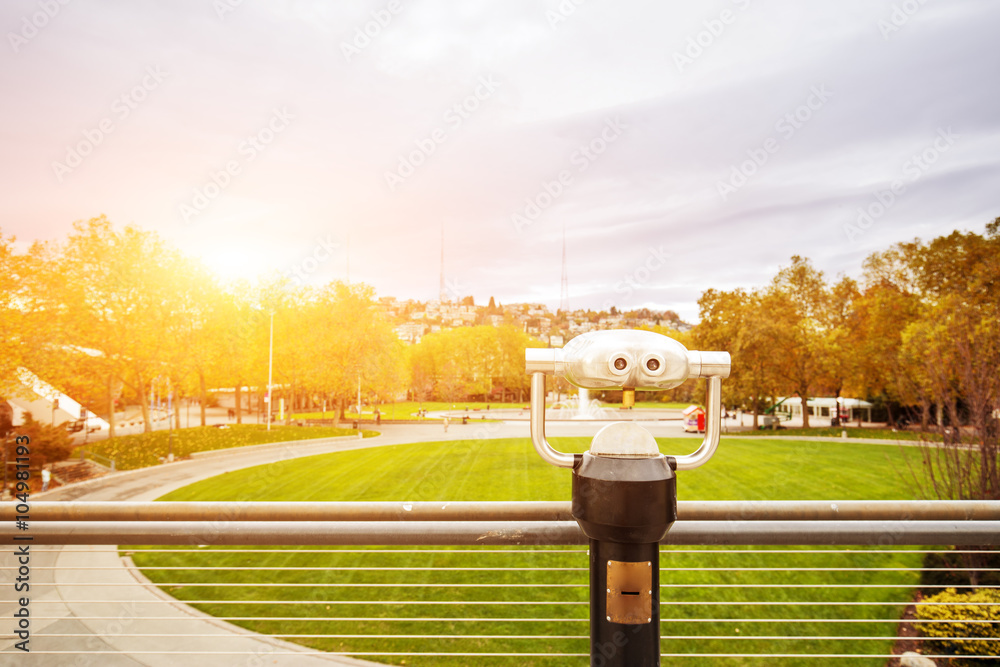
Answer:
[
  {"xmin": 572, "ymin": 448, "xmax": 677, "ymax": 666},
  {"xmin": 588, "ymin": 540, "xmax": 660, "ymax": 665}
]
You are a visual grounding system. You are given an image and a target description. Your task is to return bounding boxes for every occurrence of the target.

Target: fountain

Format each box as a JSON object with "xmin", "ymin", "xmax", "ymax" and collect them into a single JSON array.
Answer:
[
  {"xmin": 575, "ymin": 388, "xmax": 591, "ymax": 419},
  {"xmin": 548, "ymin": 388, "xmax": 612, "ymax": 420}
]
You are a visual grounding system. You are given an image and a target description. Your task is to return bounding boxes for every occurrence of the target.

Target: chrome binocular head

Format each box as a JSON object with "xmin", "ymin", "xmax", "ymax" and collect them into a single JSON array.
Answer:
[
  {"xmin": 526, "ymin": 329, "xmax": 730, "ymax": 390},
  {"xmin": 525, "ymin": 329, "xmax": 731, "ymax": 471}
]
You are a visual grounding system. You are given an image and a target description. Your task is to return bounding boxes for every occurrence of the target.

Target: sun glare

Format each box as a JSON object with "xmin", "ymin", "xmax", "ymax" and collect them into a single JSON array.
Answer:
[{"xmin": 195, "ymin": 243, "xmax": 278, "ymax": 284}]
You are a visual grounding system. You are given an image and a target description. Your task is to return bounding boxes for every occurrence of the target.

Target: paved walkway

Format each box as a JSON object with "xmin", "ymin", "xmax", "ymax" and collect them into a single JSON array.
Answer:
[{"xmin": 2, "ymin": 434, "xmax": 397, "ymax": 666}]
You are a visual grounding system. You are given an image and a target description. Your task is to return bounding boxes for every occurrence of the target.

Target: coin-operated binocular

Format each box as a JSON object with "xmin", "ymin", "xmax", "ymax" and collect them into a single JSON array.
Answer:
[{"xmin": 525, "ymin": 330, "xmax": 730, "ymax": 667}]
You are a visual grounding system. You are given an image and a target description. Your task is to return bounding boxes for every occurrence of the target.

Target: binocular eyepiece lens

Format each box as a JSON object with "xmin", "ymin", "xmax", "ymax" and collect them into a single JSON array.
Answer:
[
  {"xmin": 646, "ymin": 358, "xmax": 660, "ymax": 372},
  {"xmin": 613, "ymin": 357, "xmax": 628, "ymax": 371}
]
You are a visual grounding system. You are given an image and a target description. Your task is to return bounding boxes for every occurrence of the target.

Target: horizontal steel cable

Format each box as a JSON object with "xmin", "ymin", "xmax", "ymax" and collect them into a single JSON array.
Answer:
[
  {"xmin": 20, "ymin": 598, "xmax": 997, "ymax": 606},
  {"xmin": 19, "ymin": 565, "xmax": 1000, "ymax": 572},
  {"xmin": 38, "ymin": 547, "xmax": 1000, "ymax": 554},
  {"xmin": 19, "ymin": 651, "xmax": 996, "ymax": 658},
  {"xmin": 32, "ymin": 632, "xmax": 1000, "ymax": 641},
  {"xmin": 24, "ymin": 615, "xmax": 1000, "ymax": 623},
  {"xmin": 27, "ymin": 582, "xmax": 1000, "ymax": 589}
]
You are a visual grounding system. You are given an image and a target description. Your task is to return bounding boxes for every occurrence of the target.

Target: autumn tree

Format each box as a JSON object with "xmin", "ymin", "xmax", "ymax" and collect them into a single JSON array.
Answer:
[
  {"xmin": 695, "ymin": 288, "xmax": 782, "ymax": 427},
  {"xmin": 852, "ymin": 254, "xmax": 924, "ymax": 425},
  {"xmin": 12, "ymin": 413, "xmax": 73, "ymax": 470},
  {"xmin": 897, "ymin": 229, "xmax": 999, "ymax": 501},
  {"xmin": 159, "ymin": 257, "xmax": 221, "ymax": 428},
  {"xmin": 409, "ymin": 325, "xmax": 540, "ymax": 402},
  {"xmin": 211, "ymin": 280, "xmax": 270, "ymax": 424},
  {"xmin": 0, "ymin": 231, "xmax": 26, "ymax": 394},
  {"xmin": 41, "ymin": 217, "xmax": 197, "ymax": 434},
  {"xmin": 302, "ymin": 281, "xmax": 407, "ymax": 422},
  {"xmin": 766, "ymin": 256, "xmax": 836, "ymax": 428}
]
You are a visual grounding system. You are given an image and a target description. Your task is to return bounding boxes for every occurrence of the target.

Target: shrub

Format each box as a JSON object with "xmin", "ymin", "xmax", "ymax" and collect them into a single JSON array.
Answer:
[
  {"xmin": 12, "ymin": 412, "xmax": 74, "ymax": 468},
  {"xmin": 76, "ymin": 424, "xmax": 371, "ymax": 470},
  {"xmin": 915, "ymin": 587, "xmax": 1000, "ymax": 660}
]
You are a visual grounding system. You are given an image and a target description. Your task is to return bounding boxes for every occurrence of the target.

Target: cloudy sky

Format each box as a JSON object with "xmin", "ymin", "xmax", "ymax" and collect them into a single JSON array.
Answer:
[{"xmin": 2, "ymin": 0, "xmax": 998, "ymax": 321}]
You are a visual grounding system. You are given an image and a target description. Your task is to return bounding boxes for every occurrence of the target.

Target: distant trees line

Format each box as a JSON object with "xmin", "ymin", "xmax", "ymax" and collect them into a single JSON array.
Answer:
[
  {"xmin": 2, "ymin": 217, "xmax": 997, "ymax": 485},
  {"xmin": 695, "ymin": 220, "xmax": 999, "ymax": 501},
  {"xmin": 0, "ymin": 216, "xmax": 546, "ymax": 435}
]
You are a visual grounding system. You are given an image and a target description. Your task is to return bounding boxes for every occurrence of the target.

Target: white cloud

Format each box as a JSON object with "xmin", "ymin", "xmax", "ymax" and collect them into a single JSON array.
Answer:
[{"xmin": 0, "ymin": 0, "xmax": 997, "ymax": 322}]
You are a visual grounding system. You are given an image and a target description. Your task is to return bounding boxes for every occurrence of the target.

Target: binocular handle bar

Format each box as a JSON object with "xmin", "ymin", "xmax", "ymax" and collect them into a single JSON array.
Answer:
[{"xmin": 529, "ymin": 373, "xmax": 724, "ymax": 471}]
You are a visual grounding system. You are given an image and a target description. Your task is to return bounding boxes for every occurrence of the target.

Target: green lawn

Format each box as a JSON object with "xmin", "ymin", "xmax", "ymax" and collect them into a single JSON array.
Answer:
[
  {"xmin": 78, "ymin": 424, "xmax": 373, "ymax": 470},
  {"xmin": 734, "ymin": 426, "xmax": 945, "ymax": 441},
  {"xmin": 129, "ymin": 436, "xmax": 926, "ymax": 666}
]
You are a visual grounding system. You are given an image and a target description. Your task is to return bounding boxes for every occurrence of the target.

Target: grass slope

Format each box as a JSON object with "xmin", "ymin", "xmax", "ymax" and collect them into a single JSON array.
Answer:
[
  {"xmin": 735, "ymin": 427, "xmax": 945, "ymax": 442},
  {"xmin": 130, "ymin": 437, "xmax": 925, "ymax": 666}
]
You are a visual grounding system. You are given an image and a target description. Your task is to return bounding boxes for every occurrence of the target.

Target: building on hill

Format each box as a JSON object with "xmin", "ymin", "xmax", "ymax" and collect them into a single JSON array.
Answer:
[{"xmin": 395, "ymin": 322, "xmax": 426, "ymax": 344}]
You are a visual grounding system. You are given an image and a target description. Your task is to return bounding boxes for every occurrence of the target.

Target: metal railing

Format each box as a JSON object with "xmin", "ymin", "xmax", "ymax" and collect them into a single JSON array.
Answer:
[
  {"xmin": 77, "ymin": 449, "xmax": 116, "ymax": 471},
  {"xmin": 3, "ymin": 500, "xmax": 1000, "ymax": 663}
]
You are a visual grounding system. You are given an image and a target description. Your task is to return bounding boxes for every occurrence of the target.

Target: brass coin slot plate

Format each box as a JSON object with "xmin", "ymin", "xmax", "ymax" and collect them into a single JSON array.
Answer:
[{"xmin": 606, "ymin": 559, "xmax": 652, "ymax": 624}]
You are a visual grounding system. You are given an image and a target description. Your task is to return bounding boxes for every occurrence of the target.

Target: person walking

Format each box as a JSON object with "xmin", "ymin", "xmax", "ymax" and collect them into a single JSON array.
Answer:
[
  {"xmin": 443, "ymin": 417, "xmax": 450, "ymax": 433},
  {"xmin": 41, "ymin": 466, "xmax": 51, "ymax": 492}
]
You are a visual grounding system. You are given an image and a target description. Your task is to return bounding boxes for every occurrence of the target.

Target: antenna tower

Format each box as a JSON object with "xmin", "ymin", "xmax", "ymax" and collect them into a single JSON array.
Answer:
[
  {"xmin": 439, "ymin": 226, "xmax": 447, "ymax": 302},
  {"xmin": 559, "ymin": 226, "xmax": 569, "ymax": 313}
]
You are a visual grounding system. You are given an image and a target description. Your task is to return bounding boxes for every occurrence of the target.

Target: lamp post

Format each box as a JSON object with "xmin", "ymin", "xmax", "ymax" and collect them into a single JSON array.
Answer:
[{"xmin": 267, "ymin": 311, "xmax": 274, "ymax": 432}]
